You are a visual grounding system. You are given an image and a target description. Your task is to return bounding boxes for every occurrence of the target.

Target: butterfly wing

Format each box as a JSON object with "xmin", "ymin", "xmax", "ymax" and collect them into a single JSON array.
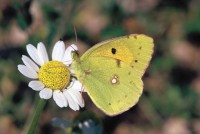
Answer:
[
  {"xmin": 80, "ymin": 58, "xmax": 143, "ymax": 115},
  {"xmin": 81, "ymin": 34, "xmax": 154, "ymax": 77},
  {"xmin": 74, "ymin": 34, "xmax": 154, "ymax": 115}
]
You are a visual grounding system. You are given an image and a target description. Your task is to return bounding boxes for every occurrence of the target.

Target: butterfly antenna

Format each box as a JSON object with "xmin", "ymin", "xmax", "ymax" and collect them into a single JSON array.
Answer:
[
  {"xmin": 70, "ymin": 45, "xmax": 77, "ymax": 51},
  {"xmin": 74, "ymin": 25, "xmax": 78, "ymax": 43},
  {"xmin": 69, "ymin": 25, "xmax": 78, "ymax": 53}
]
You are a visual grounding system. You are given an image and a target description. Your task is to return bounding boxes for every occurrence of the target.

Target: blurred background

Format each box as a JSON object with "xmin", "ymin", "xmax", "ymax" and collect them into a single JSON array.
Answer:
[{"xmin": 0, "ymin": 0, "xmax": 200, "ymax": 134}]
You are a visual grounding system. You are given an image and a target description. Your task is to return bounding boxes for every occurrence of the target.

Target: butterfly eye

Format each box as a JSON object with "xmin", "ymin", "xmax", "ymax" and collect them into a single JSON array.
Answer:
[{"xmin": 111, "ymin": 48, "xmax": 116, "ymax": 54}]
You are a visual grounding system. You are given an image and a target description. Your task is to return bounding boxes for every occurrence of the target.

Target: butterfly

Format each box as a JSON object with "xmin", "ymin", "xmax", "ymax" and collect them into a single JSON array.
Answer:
[{"xmin": 71, "ymin": 34, "xmax": 154, "ymax": 116}]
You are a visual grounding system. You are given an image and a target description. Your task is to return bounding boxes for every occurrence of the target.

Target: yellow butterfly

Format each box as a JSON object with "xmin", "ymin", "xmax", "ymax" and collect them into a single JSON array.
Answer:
[{"xmin": 71, "ymin": 34, "xmax": 154, "ymax": 116}]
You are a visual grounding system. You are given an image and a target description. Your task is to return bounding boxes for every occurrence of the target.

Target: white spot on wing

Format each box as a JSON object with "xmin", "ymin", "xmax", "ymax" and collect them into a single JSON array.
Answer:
[
  {"xmin": 111, "ymin": 75, "xmax": 119, "ymax": 84},
  {"xmin": 112, "ymin": 78, "xmax": 117, "ymax": 84}
]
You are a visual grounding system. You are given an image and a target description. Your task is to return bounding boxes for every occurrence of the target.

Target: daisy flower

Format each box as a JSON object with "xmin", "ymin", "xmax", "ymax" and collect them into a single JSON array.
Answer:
[{"xmin": 17, "ymin": 40, "xmax": 85, "ymax": 111}]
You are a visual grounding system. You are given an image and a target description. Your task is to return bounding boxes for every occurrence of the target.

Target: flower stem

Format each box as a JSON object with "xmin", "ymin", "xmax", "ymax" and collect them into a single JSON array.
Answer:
[{"xmin": 28, "ymin": 98, "xmax": 47, "ymax": 134}]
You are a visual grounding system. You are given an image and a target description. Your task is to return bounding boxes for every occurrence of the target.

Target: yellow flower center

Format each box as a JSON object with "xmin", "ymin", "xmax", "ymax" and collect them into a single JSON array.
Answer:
[{"xmin": 38, "ymin": 61, "xmax": 70, "ymax": 90}]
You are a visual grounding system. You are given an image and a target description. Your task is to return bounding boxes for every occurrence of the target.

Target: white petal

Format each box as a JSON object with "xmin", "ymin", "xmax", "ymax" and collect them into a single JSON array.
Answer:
[
  {"xmin": 39, "ymin": 88, "xmax": 52, "ymax": 99},
  {"xmin": 18, "ymin": 65, "xmax": 38, "ymax": 79},
  {"xmin": 26, "ymin": 44, "xmax": 43, "ymax": 66},
  {"xmin": 63, "ymin": 90, "xmax": 79, "ymax": 111},
  {"xmin": 71, "ymin": 80, "xmax": 86, "ymax": 92},
  {"xmin": 62, "ymin": 44, "xmax": 77, "ymax": 65},
  {"xmin": 37, "ymin": 42, "xmax": 49, "ymax": 64},
  {"xmin": 28, "ymin": 80, "xmax": 45, "ymax": 91},
  {"xmin": 70, "ymin": 44, "xmax": 78, "ymax": 51},
  {"xmin": 70, "ymin": 69, "xmax": 75, "ymax": 74},
  {"xmin": 52, "ymin": 41, "xmax": 65, "ymax": 61},
  {"xmin": 22, "ymin": 55, "xmax": 39, "ymax": 72},
  {"xmin": 53, "ymin": 90, "xmax": 68, "ymax": 108},
  {"xmin": 68, "ymin": 89, "xmax": 84, "ymax": 107}
]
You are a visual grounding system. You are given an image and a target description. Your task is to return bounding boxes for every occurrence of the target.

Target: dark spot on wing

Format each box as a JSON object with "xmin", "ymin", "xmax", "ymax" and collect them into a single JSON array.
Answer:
[
  {"xmin": 134, "ymin": 60, "xmax": 138, "ymax": 63},
  {"xmin": 133, "ymin": 35, "xmax": 137, "ymax": 39},
  {"xmin": 128, "ymin": 72, "xmax": 131, "ymax": 75},
  {"xmin": 111, "ymin": 48, "xmax": 116, "ymax": 54},
  {"xmin": 116, "ymin": 59, "xmax": 121, "ymax": 68},
  {"xmin": 131, "ymin": 65, "xmax": 134, "ymax": 68},
  {"xmin": 139, "ymin": 46, "xmax": 142, "ymax": 50},
  {"xmin": 108, "ymin": 103, "xmax": 111, "ymax": 105},
  {"xmin": 85, "ymin": 71, "xmax": 91, "ymax": 75}
]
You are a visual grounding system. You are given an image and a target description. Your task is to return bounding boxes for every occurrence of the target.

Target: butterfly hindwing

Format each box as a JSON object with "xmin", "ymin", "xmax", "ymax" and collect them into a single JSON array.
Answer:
[{"xmin": 80, "ymin": 57, "xmax": 143, "ymax": 115}]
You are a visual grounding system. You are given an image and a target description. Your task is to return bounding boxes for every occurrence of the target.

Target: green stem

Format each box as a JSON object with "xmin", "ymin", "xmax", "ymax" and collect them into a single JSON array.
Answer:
[{"xmin": 28, "ymin": 98, "xmax": 47, "ymax": 134}]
